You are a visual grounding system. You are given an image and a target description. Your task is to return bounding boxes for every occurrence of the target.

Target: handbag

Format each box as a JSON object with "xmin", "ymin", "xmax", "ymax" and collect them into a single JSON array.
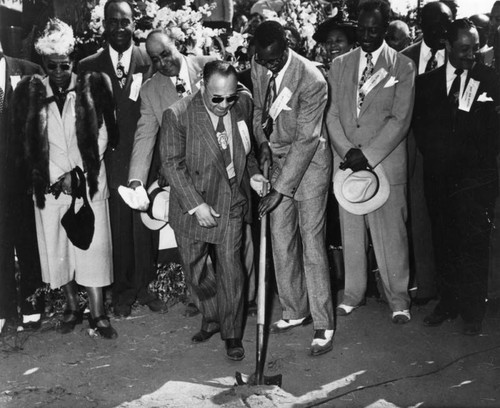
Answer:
[{"xmin": 61, "ymin": 166, "xmax": 95, "ymax": 250}]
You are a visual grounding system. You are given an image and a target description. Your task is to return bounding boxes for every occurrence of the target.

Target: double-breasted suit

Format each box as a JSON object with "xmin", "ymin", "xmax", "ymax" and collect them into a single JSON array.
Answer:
[
  {"xmin": 0, "ymin": 56, "xmax": 44, "ymax": 320},
  {"xmin": 161, "ymin": 90, "xmax": 259, "ymax": 339},
  {"xmin": 128, "ymin": 55, "xmax": 215, "ymax": 185},
  {"xmin": 413, "ymin": 62, "xmax": 500, "ymax": 323},
  {"xmin": 78, "ymin": 46, "xmax": 157, "ymax": 308},
  {"xmin": 252, "ymin": 49, "xmax": 334, "ymax": 330},
  {"xmin": 326, "ymin": 43, "xmax": 415, "ymax": 312}
]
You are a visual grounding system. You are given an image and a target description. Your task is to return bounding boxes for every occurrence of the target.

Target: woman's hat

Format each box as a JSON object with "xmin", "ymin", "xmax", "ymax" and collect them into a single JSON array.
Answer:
[
  {"xmin": 333, "ymin": 165, "xmax": 390, "ymax": 215},
  {"xmin": 140, "ymin": 180, "xmax": 170, "ymax": 230},
  {"xmin": 313, "ymin": 17, "xmax": 357, "ymax": 44}
]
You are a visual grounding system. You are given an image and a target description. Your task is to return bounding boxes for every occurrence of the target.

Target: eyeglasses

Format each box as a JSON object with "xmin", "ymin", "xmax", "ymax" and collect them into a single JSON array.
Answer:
[
  {"xmin": 106, "ymin": 18, "xmax": 132, "ymax": 29},
  {"xmin": 47, "ymin": 62, "xmax": 72, "ymax": 71},
  {"xmin": 211, "ymin": 94, "xmax": 238, "ymax": 104},
  {"xmin": 254, "ymin": 51, "xmax": 286, "ymax": 69}
]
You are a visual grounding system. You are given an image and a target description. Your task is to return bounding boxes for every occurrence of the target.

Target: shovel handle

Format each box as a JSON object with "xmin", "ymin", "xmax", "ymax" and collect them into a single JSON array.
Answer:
[{"xmin": 257, "ymin": 161, "xmax": 270, "ymax": 326}]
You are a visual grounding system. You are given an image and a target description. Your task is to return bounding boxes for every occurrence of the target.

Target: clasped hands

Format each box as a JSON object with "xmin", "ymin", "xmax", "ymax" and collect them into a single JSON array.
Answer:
[
  {"xmin": 49, "ymin": 170, "xmax": 77, "ymax": 198},
  {"xmin": 339, "ymin": 148, "xmax": 370, "ymax": 172}
]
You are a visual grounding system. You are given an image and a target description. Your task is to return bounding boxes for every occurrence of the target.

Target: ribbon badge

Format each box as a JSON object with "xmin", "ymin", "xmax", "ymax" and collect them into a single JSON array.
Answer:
[{"xmin": 217, "ymin": 130, "xmax": 229, "ymax": 150}]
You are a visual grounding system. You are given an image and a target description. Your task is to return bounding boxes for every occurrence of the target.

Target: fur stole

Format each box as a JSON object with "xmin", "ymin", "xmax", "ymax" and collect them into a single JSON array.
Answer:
[{"xmin": 11, "ymin": 72, "xmax": 117, "ymax": 208}]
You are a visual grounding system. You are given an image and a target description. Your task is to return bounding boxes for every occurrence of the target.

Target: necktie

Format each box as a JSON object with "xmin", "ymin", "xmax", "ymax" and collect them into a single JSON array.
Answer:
[
  {"xmin": 425, "ymin": 48, "xmax": 438, "ymax": 73},
  {"xmin": 448, "ymin": 68, "xmax": 464, "ymax": 106},
  {"xmin": 358, "ymin": 53, "xmax": 374, "ymax": 109},
  {"xmin": 216, "ymin": 116, "xmax": 233, "ymax": 177},
  {"xmin": 175, "ymin": 76, "xmax": 190, "ymax": 98},
  {"xmin": 0, "ymin": 86, "xmax": 4, "ymax": 114},
  {"xmin": 262, "ymin": 74, "xmax": 277, "ymax": 138},
  {"xmin": 116, "ymin": 53, "xmax": 127, "ymax": 88}
]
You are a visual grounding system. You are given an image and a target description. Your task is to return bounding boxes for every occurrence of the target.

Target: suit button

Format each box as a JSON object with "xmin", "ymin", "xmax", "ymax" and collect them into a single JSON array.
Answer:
[
  {"xmin": 358, "ymin": 144, "xmax": 362, "ymax": 147},
  {"xmin": 357, "ymin": 125, "xmax": 360, "ymax": 128}
]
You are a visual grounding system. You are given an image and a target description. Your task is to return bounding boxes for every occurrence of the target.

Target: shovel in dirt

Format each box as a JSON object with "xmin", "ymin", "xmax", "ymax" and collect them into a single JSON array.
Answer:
[{"xmin": 235, "ymin": 162, "xmax": 282, "ymax": 387}]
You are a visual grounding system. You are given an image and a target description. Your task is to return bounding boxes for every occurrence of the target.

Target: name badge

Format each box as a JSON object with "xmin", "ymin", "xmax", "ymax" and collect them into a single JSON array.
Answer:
[
  {"xmin": 459, "ymin": 79, "xmax": 480, "ymax": 112},
  {"xmin": 269, "ymin": 87, "xmax": 292, "ymax": 121},
  {"xmin": 10, "ymin": 75, "xmax": 21, "ymax": 90},
  {"xmin": 129, "ymin": 73, "xmax": 143, "ymax": 101},
  {"xmin": 360, "ymin": 68, "xmax": 388, "ymax": 96},
  {"xmin": 237, "ymin": 120, "xmax": 251, "ymax": 154}
]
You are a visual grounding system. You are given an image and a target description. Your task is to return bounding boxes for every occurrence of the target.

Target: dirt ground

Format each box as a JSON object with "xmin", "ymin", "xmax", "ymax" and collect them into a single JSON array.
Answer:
[{"xmin": 1, "ymin": 295, "xmax": 500, "ymax": 408}]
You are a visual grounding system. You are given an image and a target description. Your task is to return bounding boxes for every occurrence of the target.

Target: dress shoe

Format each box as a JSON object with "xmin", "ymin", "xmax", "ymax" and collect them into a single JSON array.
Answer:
[
  {"xmin": 392, "ymin": 310, "xmax": 411, "ymax": 324},
  {"xmin": 89, "ymin": 315, "xmax": 118, "ymax": 339},
  {"xmin": 191, "ymin": 327, "xmax": 220, "ymax": 343},
  {"xmin": 141, "ymin": 298, "xmax": 168, "ymax": 313},
  {"xmin": 336, "ymin": 300, "xmax": 366, "ymax": 316},
  {"xmin": 310, "ymin": 329, "xmax": 334, "ymax": 356},
  {"xmin": 423, "ymin": 310, "xmax": 458, "ymax": 326},
  {"xmin": 463, "ymin": 321, "xmax": 482, "ymax": 336},
  {"xmin": 57, "ymin": 310, "xmax": 83, "ymax": 334},
  {"xmin": 225, "ymin": 338, "xmax": 245, "ymax": 361},
  {"xmin": 270, "ymin": 315, "xmax": 313, "ymax": 334},
  {"xmin": 113, "ymin": 303, "xmax": 132, "ymax": 318}
]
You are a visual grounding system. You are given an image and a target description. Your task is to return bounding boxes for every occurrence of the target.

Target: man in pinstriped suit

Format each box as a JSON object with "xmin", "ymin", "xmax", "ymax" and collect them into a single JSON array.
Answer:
[{"xmin": 161, "ymin": 61, "xmax": 264, "ymax": 361}]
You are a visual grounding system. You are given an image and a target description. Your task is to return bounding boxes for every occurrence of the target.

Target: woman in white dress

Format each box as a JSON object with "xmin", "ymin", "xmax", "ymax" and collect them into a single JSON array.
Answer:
[{"xmin": 12, "ymin": 19, "xmax": 118, "ymax": 338}]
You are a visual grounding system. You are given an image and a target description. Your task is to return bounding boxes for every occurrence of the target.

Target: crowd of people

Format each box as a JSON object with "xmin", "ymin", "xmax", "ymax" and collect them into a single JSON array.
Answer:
[{"xmin": 0, "ymin": 0, "xmax": 499, "ymax": 362}]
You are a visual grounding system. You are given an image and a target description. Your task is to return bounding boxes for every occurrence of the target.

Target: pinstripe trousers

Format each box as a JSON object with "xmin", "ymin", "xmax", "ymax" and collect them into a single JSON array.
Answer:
[{"xmin": 176, "ymin": 179, "xmax": 246, "ymax": 340}]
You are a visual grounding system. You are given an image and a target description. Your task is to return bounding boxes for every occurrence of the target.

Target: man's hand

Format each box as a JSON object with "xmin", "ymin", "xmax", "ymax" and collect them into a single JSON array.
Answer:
[
  {"xmin": 194, "ymin": 203, "xmax": 220, "ymax": 228},
  {"xmin": 258, "ymin": 142, "xmax": 272, "ymax": 171},
  {"xmin": 250, "ymin": 174, "xmax": 270, "ymax": 196},
  {"xmin": 128, "ymin": 180, "xmax": 142, "ymax": 190},
  {"xmin": 157, "ymin": 171, "xmax": 168, "ymax": 187},
  {"xmin": 340, "ymin": 148, "xmax": 369, "ymax": 172},
  {"xmin": 258, "ymin": 189, "xmax": 283, "ymax": 218},
  {"xmin": 60, "ymin": 171, "xmax": 73, "ymax": 195}
]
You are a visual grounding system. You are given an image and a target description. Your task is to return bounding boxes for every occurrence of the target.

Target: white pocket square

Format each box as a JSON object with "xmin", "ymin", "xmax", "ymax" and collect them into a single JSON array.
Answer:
[
  {"xmin": 477, "ymin": 92, "xmax": 493, "ymax": 102},
  {"xmin": 384, "ymin": 76, "xmax": 399, "ymax": 88}
]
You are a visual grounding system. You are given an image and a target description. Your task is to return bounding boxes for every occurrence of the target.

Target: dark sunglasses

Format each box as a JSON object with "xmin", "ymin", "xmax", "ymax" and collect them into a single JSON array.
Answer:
[
  {"xmin": 47, "ymin": 62, "xmax": 71, "ymax": 71},
  {"xmin": 254, "ymin": 52, "xmax": 285, "ymax": 68},
  {"xmin": 211, "ymin": 94, "xmax": 238, "ymax": 104}
]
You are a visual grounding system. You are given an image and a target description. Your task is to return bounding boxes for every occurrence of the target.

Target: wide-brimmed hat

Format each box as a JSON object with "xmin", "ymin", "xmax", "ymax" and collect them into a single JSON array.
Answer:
[
  {"xmin": 333, "ymin": 165, "xmax": 390, "ymax": 215},
  {"xmin": 313, "ymin": 17, "xmax": 357, "ymax": 44},
  {"xmin": 140, "ymin": 180, "xmax": 170, "ymax": 230}
]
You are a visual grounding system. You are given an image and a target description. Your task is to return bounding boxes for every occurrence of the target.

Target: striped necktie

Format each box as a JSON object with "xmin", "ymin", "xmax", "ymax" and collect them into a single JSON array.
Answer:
[{"xmin": 358, "ymin": 53, "xmax": 374, "ymax": 109}]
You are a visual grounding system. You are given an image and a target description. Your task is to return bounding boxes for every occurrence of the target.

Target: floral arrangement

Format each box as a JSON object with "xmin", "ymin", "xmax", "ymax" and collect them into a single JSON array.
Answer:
[
  {"xmin": 148, "ymin": 263, "xmax": 188, "ymax": 306},
  {"xmin": 77, "ymin": 0, "xmax": 222, "ymax": 57}
]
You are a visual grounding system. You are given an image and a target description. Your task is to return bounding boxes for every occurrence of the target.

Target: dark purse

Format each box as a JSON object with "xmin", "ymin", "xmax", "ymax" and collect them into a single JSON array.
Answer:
[{"xmin": 61, "ymin": 166, "xmax": 95, "ymax": 250}]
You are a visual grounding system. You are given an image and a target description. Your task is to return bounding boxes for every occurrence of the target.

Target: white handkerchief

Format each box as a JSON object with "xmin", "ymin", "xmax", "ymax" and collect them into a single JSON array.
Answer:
[
  {"xmin": 477, "ymin": 92, "xmax": 494, "ymax": 102},
  {"xmin": 118, "ymin": 185, "xmax": 150, "ymax": 210},
  {"xmin": 10, "ymin": 75, "xmax": 21, "ymax": 90},
  {"xmin": 383, "ymin": 76, "xmax": 399, "ymax": 88},
  {"xmin": 129, "ymin": 73, "xmax": 143, "ymax": 101}
]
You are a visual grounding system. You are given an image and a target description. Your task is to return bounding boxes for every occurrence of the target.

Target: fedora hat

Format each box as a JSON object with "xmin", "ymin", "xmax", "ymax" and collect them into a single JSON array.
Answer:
[
  {"xmin": 140, "ymin": 180, "xmax": 170, "ymax": 230},
  {"xmin": 333, "ymin": 165, "xmax": 390, "ymax": 215},
  {"xmin": 313, "ymin": 16, "xmax": 357, "ymax": 44}
]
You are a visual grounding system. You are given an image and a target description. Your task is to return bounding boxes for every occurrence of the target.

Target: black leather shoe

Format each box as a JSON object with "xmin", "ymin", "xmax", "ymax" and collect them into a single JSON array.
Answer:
[
  {"xmin": 89, "ymin": 315, "xmax": 118, "ymax": 339},
  {"xmin": 423, "ymin": 310, "xmax": 458, "ymax": 326},
  {"xmin": 463, "ymin": 321, "xmax": 482, "ymax": 336},
  {"xmin": 57, "ymin": 310, "xmax": 83, "ymax": 334},
  {"xmin": 225, "ymin": 339, "xmax": 245, "ymax": 361},
  {"xmin": 113, "ymin": 303, "xmax": 132, "ymax": 318},
  {"xmin": 141, "ymin": 298, "xmax": 168, "ymax": 313},
  {"xmin": 183, "ymin": 303, "xmax": 200, "ymax": 317},
  {"xmin": 191, "ymin": 327, "xmax": 220, "ymax": 343}
]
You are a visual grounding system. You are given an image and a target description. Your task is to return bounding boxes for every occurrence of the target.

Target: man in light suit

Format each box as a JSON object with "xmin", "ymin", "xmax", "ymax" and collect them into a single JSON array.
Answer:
[
  {"xmin": 127, "ymin": 29, "xmax": 216, "ymax": 189},
  {"xmin": 79, "ymin": 0, "xmax": 166, "ymax": 317},
  {"xmin": 161, "ymin": 61, "xmax": 263, "ymax": 361},
  {"xmin": 253, "ymin": 21, "xmax": 334, "ymax": 356},
  {"xmin": 326, "ymin": 0, "xmax": 415, "ymax": 323},
  {"xmin": 0, "ymin": 44, "xmax": 44, "ymax": 334},
  {"xmin": 401, "ymin": 1, "xmax": 453, "ymax": 306}
]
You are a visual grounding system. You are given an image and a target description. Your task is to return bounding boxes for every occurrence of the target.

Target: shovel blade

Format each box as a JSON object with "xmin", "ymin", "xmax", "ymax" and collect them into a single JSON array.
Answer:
[{"xmin": 235, "ymin": 371, "xmax": 282, "ymax": 387}]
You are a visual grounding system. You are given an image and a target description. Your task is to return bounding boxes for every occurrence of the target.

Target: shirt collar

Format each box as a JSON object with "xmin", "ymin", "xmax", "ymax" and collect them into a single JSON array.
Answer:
[
  {"xmin": 266, "ymin": 48, "xmax": 292, "ymax": 78},
  {"xmin": 446, "ymin": 60, "xmax": 467, "ymax": 80},
  {"xmin": 360, "ymin": 40, "xmax": 386, "ymax": 65},
  {"xmin": 421, "ymin": 40, "xmax": 445, "ymax": 57},
  {"xmin": 170, "ymin": 56, "xmax": 191, "ymax": 88},
  {"xmin": 109, "ymin": 44, "xmax": 133, "ymax": 69}
]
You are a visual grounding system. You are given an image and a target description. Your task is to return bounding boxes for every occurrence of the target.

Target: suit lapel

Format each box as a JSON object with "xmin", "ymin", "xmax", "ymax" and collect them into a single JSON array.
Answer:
[
  {"xmin": 359, "ymin": 46, "xmax": 391, "ymax": 116},
  {"xmin": 231, "ymin": 104, "xmax": 245, "ymax": 184},
  {"xmin": 349, "ymin": 49, "xmax": 361, "ymax": 117},
  {"xmin": 192, "ymin": 93, "xmax": 228, "ymax": 181}
]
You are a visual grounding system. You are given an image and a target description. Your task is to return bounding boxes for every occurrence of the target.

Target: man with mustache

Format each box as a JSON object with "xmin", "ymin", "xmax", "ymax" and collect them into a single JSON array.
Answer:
[{"xmin": 413, "ymin": 19, "xmax": 500, "ymax": 335}]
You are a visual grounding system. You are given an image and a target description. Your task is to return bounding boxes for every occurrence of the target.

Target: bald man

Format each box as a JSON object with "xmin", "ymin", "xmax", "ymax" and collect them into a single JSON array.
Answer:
[{"xmin": 386, "ymin": 20, "xmax": 411, "ymax": 52}]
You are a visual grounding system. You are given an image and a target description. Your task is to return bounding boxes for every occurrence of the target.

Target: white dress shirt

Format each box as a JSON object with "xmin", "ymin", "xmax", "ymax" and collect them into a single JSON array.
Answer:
[
  {"xmin": 265, "ymin": 49, "xmax": 292, "ymax": 90},
  {"xmin": 418, "ymin": 40, "xmax": 446, "ymax": 75},
  {"xmin": 169, "ymin": 56, "xmax": 193, "ymax": 94},
  {"xmin": 445, "ymin": 60, "xmax": 467, "ymax": 96},
  {"xmin": 0, "ymin": 56, "xmax": 6, "ymax": 95},
  {"xmin": 109, "ymin": 44, "xmax": 133, "ymax": 75}
]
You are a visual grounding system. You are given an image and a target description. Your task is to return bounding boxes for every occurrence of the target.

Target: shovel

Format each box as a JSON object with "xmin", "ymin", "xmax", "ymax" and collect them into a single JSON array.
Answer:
[{"xmin": 235, "ymin": 162, "xmax": 282, "ymax": 387}]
